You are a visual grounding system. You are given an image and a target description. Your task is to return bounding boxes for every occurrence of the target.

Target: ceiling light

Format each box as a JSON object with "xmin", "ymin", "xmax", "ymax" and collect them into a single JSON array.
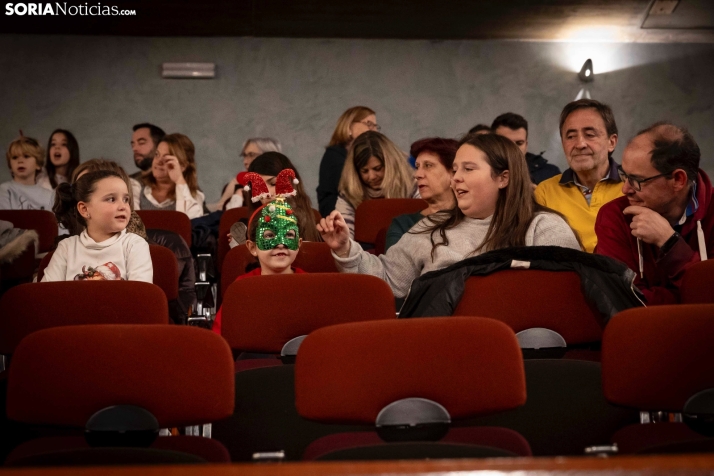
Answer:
[{"xmin": 578, "ymin": 59, "xmax": 594, "ymax": 83}]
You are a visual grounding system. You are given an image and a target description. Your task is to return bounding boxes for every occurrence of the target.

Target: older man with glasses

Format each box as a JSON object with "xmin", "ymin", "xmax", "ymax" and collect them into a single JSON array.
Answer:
[{"xmin": 595, "ymin": 122, "xmax": 714, "ymax": 305}]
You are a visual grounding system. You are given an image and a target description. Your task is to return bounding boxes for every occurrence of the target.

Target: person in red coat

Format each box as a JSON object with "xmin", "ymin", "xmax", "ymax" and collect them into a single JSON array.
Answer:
[{"xmin": 595, "ymin": 122, "xmax": 713, "ymax": 304}]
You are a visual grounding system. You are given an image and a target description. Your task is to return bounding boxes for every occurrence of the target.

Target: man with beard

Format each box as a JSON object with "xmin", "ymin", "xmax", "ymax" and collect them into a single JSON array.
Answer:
[{"xmin": 130, "ymin": 123, "xmax": 165, "ymax": 179}]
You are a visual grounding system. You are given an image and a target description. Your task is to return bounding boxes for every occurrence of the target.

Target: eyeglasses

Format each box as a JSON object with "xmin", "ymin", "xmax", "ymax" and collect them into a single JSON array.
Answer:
[
  {"xmin": 240, "ymin": 151, "xmax": 261, "ymax": 159},
  {"xmin": 355, "ymin": 120, "xmax": 381, "ymax": 132},
  {"xmin": 617, "ymin": 165, "xmax": 672, "ymax": 192}
]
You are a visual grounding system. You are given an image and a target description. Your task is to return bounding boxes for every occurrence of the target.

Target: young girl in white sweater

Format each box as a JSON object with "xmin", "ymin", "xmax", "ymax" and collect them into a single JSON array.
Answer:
[{"xmin": 42, "ymin": 170, "xmax": 153, "ymax": 282}]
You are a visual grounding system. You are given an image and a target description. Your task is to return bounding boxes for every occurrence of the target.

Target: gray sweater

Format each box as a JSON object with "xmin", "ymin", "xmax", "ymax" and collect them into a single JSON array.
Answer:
[
  {"xmin": 0, "ymin": 181, "xmax": 54, "ymax": 211},
  {"xmin": 334, "ymin": 212, "xmax": 581, "ymax": 297}
]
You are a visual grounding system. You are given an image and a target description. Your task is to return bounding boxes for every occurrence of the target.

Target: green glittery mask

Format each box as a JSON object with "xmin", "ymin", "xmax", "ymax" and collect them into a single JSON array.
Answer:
[{"xmin": 255, "ymin": 198, "xmax": 300, "ymax": 251}]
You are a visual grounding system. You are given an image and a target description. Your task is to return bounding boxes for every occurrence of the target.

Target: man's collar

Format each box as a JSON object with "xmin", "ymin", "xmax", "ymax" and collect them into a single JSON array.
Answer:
[
  {"xmin": 559, "ymin": 157, "xmax": 620, "ymax": 185},
  {"xmin": 677, "ymin": 181, "xmax": 700, "ymax": 226}
]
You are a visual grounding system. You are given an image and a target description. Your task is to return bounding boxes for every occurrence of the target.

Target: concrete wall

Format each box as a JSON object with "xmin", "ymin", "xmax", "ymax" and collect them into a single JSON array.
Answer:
[{"xmin": 1, "ymin": 34, "xmax": 713, "ymax": 205}]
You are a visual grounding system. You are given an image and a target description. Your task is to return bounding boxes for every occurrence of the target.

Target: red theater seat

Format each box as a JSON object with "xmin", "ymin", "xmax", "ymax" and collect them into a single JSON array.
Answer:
[
  {"xmin": 295, "ymin": 317, "xmax": 530, "ymax": 460},
  {"xmin": 354, "ymin": 198, "xmax": 427, "ymax": 251},
  {"xmin": 602, "ymin": 304, "xmax": 714, "ymax": 454},
  {"xmin": 681, "ymin": 260, "xmax": 714, "ymax": 304},
  {"xmin": 221, "ymin": 273, "xmax": 395, "ymax": 371},
  {"xmin": 454, "ymin": 270, "xmax": 604, "ymax": 356},
  {"xmin": 136, "ymin": 210, "xmax": 192, "ymax": 247},
  {"xmin": 5, "ymin": 324, "xmax": 234, "ymax": 465},
  {"xmin": 220, "ymin": 241, "xmax": 338, "ymax": 298},
  {"xmin": 0, "ymin": 281, "xmax": 169, "ymax": 358}
]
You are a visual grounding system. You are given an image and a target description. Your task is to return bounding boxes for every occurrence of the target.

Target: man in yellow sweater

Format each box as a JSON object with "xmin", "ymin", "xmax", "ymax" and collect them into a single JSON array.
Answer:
[{"xmin": 534, "ymin": 99, "xmax": 623, "ymax": 252}]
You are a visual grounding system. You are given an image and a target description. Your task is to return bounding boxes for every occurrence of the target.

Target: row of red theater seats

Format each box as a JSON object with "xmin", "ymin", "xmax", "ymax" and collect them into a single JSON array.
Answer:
[
  {"xmin": 1, "ymin": 300, "xmax": 713, "ymax": 465},
  {"xmin": 3, "ymin": 258, "xmax": 714, "ymax": 368}
]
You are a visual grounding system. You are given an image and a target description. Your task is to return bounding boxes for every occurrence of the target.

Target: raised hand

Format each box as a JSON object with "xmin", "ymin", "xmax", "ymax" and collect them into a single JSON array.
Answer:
[
  {"xmin": 317, "ymin": 210, "xmax": 351, "ymax": 256},
  {"xmin": 163, "ymin": 156, "xmax": 186, "ymax": 185},
  {"xmin": 623, "ymin": 205, "xmax": 675, "ymax": 248}
]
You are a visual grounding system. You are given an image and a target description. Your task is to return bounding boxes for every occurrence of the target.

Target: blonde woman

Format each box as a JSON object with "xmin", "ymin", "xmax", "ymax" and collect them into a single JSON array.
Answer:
[
  {"xmin": 131, "ymin": 133, "xmax": 205, "ymax": 219},
  {"xmin": 317, "ymin": 106, "xmax": 378, "ymax": 217},
  {"xmin": 336, "ymin": 131, "xmax": 418, "ymax": 239}
]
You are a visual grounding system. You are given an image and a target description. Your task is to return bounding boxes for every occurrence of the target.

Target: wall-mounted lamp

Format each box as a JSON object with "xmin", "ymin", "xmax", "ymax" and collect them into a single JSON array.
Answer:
[
  {"xmin": 578, "ymin": 59, "xmax": 594, "ymax": 83},
  {"xmin": 161, "ymin": 62, "xmax": 215, "ymax": 79}
]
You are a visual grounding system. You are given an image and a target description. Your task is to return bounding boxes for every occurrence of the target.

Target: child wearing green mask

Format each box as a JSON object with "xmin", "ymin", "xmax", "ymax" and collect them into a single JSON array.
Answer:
[{"xmin": 212, "ymin": 170, "xmax": 305, "ymax": 335}]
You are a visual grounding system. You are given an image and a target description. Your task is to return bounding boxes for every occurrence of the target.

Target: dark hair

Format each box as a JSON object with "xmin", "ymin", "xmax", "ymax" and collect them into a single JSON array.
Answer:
[
  {"xmin": 54, "ymin": 170, "xmax": 124, "ymax": 235},
  {"xmin": 559, "ymin": 99, "xmax": 618, "ymax": 138},
  {"xmin": 635, "ymin": 122, "xmax": 700, "ymax": 182},
  {"xmin": 468, "ymin": 124, "xmax": 491, "ymax": 135},
  {"xmin": 132, "ymin": 123, "xmax": 166, "ymax": 148},
  {"xmin": 491, "ymin": 113, "xmax": 528, "ymax": 135},
  {"xmin": 45, "ymin": 129, "xmax": 80, "ymax": 189},
  {"xmin": 417, "ymin": 134, "xmax": 578, "ymax": 258},
  {"xmin": 248, "ymin": 152, "xmax": 321, "ymax": 242},
  {"xmin": 410, "ymin": 137, "xmax": 459, "ymax": 171}
]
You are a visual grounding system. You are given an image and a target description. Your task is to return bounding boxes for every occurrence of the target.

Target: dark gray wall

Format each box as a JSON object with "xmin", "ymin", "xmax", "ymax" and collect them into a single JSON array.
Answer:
[{"xmin": 1, "ymin": 34, "xmax": 713, "ymax": 204}]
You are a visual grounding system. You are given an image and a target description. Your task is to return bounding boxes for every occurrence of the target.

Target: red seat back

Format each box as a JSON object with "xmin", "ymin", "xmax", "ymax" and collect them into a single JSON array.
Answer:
[
  {"xmin": 0, "ymin": 210, "xmax": 58, "ymax": 253},
  {"xmin": 454, "ymin": 270, "xmax": 603, "ymax": 345},
  {"xmin": 217, "ymin": 206, "xmax": 251, "ymax": 274},
  {"xmin": 354, "ymin": 198, "xmax": 427, "ymax": 245},
  {"xmin": 295, "ymin": 317, "xmax": 526, "ymax": 424},
  {"xmin": 136, "ymin": 210, "xmax": 192, "ymax": 247},
  {"xmin": 220, "ymin": 241, "xmax": 338, "ymax": 298},
  {"xmin": 0, "ymin": 281, "xmax": 169, "ymax": 355},
  {"xmin": 221, "ymin": 273, "xmax": 395, "ymax": 352},
  {"xmin": 148, "ymin": 244, "xmax": 179, "ymax": 301},
  {"xmin": 681, "ymin": 260, "xmax": 714, "ymax": 304},
  {"xmin": 602, "ymin": 304, "xmax": 714, "ymax": 412},
  {"xmin": 7, "ymin": 324, "xmax": 234, "ymax": 427}
]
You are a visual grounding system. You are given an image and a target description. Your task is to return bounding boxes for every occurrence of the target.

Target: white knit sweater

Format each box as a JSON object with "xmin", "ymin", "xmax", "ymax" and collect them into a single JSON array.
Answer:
[
  {"xmin": 42, "ymin": 229, "xmax": 153, "ymax": 282},
  {"xmin": 333, "ymin": 212, "xmax": 581, "ymax": 297}
]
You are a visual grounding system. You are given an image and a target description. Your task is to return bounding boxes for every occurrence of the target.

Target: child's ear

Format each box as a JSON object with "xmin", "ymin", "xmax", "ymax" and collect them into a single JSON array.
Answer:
[
  {"xmin": 77, "ymin": 201, "xmax": 89, "ymax": 219},
  {"xmin": 297, "ymin": 238, "xmax": 303, "ymax": 249},
  {"xmin": 246, "ymin": 240, "xmax": 259, "ymax": 257}
]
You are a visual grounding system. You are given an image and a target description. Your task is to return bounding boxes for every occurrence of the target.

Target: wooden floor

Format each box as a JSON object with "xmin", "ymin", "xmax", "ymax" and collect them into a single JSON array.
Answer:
[{"xmin": 4, "ymin": 454, "xmax": 714, "ymax": 475}]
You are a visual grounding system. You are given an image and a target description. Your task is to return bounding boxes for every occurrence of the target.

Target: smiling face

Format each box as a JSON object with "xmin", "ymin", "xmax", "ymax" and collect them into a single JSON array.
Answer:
[
  {"xmin": 359, "ymin": 156, "xmax": 385, "ymax": 191},
  {"xmin": 49, "ymin": 132, "xmax": 71, "ymax": 169},
  {"xmin": 561, "ymin": 108, "xmax": 617, "ymax": 176},
  {"xmin": 247, "ymin": 201, "xmax": 302, "ymax": 274},
  {"xmin": 451, "ymin": 144, "xmax": 508, "ymax": 219},
  {"xmin": 8, "ymin": 147, "xmax": 41, "ymax": 185},
  {"xmin": 415, "ymin": 151, "xmax": 452, "ymax": 202},
  {"xmin": 79, "ymin": 177, "xmax": 131, "ymax": 241}
]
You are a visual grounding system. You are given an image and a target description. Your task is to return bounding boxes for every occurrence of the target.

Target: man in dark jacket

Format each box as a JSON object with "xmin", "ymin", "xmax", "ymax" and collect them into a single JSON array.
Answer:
[
  {"xmin": 492, "ymin": 112, "xmax": 560, "ymax": 185},
  {"xmin": 595, "ymin": 122, "xmax": 713, "ymax": 305}
]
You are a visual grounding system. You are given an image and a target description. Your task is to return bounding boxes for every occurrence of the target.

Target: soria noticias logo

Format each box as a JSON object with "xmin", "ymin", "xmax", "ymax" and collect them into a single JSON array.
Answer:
[{"xmin": 5, "ymin": 3, "xmax": 137, "ymax": 16}]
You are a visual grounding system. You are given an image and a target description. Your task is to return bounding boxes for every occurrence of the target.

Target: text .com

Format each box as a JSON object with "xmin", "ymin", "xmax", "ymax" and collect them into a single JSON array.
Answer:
[{"xmin": 5, "ymin": 3, "xmax": 137, "ymax": 16}]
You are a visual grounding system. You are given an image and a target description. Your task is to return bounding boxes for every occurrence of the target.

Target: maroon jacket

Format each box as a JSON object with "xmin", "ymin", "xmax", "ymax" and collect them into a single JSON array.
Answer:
[{"xmin": 595, "ymin": 170, "xmax": 713, "ymax": 305}]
